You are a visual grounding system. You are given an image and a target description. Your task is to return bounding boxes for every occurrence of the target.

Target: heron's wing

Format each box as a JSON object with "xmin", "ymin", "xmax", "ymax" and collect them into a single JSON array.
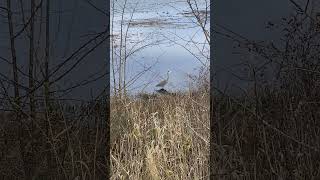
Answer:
[{"xmin": 156, "ymin": 80, "xmax": 167, "ymax": 87}]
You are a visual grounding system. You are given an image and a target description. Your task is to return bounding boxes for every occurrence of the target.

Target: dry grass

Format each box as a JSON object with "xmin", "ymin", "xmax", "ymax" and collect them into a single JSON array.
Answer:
[
  {"xmin": 212, "ymin": 87, "xmax": 320, "ymax": 179},
  {"xmin": 1, "ymin": 82, "xmax": 319, "ymax": 179},
  {"xmin": 0, "ymin": 100, "xmax": 108, "ymax": 179},
  {"xmin": 110, "ymin": 91, "xmax": 210, "ymax": 179}
]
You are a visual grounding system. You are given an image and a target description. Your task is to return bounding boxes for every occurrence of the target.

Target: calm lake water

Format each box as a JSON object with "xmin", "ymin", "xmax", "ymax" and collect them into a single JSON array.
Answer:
[{"xmin": 111, "ymin": 0, "xmax": 210, "ymax": 94}]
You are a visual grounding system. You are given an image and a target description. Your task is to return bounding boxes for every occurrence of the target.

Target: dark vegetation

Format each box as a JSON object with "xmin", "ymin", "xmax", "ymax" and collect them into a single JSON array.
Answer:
[
  {"xmin": 212, "ymin": 3, "xmax": 320, "ymax": 179},
  {"xmin": 0, "ymin": 0, "xmax": 108, "ymax": 179}
]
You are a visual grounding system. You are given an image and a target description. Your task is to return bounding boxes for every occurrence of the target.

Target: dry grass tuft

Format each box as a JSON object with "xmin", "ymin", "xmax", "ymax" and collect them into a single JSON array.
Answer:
[{"xmin": 111, "ymin": 91, "xmax": 210, "ymax": 179}]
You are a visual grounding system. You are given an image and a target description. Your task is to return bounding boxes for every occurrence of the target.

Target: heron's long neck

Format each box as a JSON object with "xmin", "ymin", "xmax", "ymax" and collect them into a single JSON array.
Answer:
[{"xmin": 166, "ymin": 72, "xmax": 169, "ymax": 80}]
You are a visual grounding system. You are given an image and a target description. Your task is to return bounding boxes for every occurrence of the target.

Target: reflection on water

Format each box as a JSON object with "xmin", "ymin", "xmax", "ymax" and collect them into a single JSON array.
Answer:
[{"xmin": 111, "ymin": 0, "xmax": 209, "ymax": 94}]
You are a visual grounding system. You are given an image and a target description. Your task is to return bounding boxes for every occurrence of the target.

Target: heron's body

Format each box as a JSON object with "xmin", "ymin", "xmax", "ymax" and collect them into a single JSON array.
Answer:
[
  {"xmin": 156, "ymin": 79, "xmax": 168, "ymax": 87},
  {"xmin": 156, "ymin": 70, "xmax": 171, "ymax": 88}
]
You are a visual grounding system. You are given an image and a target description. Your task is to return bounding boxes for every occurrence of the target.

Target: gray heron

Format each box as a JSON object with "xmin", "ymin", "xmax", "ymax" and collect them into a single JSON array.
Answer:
[{"xmin": 156, "ymin": 70, "xmax": 171, "ymax": 88}]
